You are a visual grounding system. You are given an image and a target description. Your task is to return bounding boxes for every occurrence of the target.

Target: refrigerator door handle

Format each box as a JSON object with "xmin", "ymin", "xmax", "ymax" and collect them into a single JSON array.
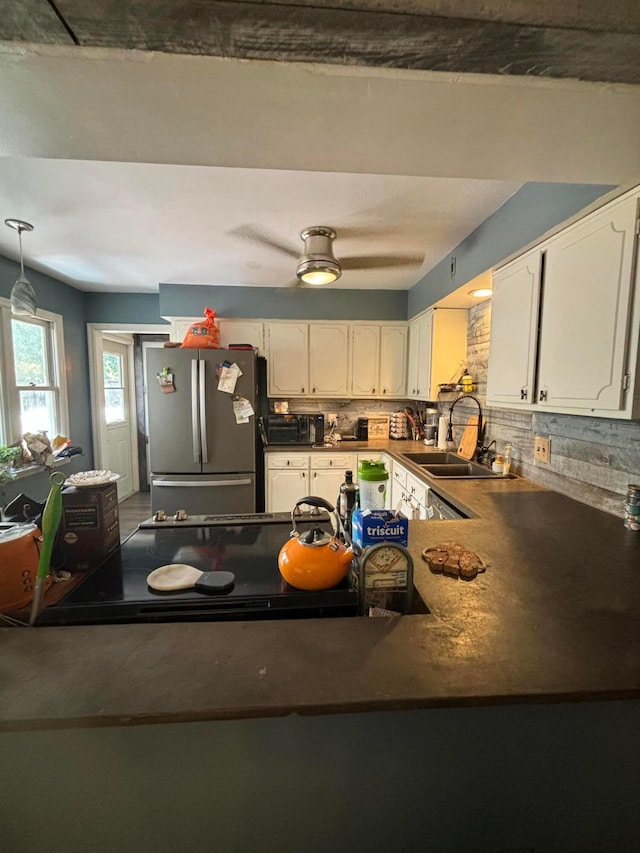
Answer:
[
  {"xmin": 199, "ymin": 358, "xmax": 209, "ymax": 464},
  {"xmin": 152, "ymin": 478, "xmax": 253, "ymax": 488},
  {"xmin": 191, "ymin": 359, "xmax": 200, "ymax": 464}
]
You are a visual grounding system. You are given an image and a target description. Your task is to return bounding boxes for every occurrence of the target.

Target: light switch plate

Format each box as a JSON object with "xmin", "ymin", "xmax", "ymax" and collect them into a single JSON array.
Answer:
[{"xmin": 534, "ymin": 436, "xmax": 551, "ymax": 463}]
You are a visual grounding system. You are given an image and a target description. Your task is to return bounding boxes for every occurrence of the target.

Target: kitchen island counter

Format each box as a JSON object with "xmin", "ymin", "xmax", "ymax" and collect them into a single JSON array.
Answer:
[{"xmin": 2, "ymin": 449, "xmax": 640, "ymax": 733}]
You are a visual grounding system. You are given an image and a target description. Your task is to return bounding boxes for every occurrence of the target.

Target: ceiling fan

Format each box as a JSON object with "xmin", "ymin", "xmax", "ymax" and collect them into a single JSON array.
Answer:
[{"xmin": 233, "ymin": 224, "xmax": 424, "ymax": 287}]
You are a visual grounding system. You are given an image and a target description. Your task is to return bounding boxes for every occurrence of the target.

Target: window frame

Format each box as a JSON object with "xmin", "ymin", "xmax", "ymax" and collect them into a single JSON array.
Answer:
[{"xmin": 0, "ymin": 296, "xmax": 70, "ymax": 445}]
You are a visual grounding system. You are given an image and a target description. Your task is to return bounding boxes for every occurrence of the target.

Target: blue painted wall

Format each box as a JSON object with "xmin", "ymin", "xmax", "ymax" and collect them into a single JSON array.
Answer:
[
  {"xmin": 84, "ymin": 292, "xmax": 168, "ymax": 325},
  {"xmin": 158, "ymin": 284, "xmax": 407, "ymax": 321},
  {"xmin": 0, "ymin": 257, "xmax": 93, "ymax": 502},
  {"xmin": 408, "ymin": 182, "xmax": 616, "ymax": 317}
]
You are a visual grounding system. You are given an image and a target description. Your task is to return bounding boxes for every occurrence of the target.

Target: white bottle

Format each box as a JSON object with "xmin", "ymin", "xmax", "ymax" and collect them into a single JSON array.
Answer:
[{"xmin": 437, "ymin": 416, "xmax": 448, "ymax": 450}]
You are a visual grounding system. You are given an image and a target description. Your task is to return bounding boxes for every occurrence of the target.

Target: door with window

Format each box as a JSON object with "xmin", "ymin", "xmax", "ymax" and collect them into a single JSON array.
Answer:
[{"xmin": 102, "ymin": 339, "xmax": 134, "ymax": 500}]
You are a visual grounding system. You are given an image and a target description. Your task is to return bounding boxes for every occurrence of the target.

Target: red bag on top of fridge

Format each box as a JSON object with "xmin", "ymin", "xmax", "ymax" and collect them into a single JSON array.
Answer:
[{"xmin": 181, "ymin": 307, "xmax": 220, "ymax": 349}]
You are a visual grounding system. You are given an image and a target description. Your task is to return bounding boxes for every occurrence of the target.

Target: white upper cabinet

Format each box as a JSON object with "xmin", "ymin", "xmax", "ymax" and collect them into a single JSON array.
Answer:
[
  {"xmin": 379, "ymin": 325, "xmax": 408, "ymax": 397},
  {"xmin": 218, "ymin": 319, "xmax": 264, "ymax": 353},
  {"xmin": 267, "ymin": 321, "xmax": 349, "ymax": 397},
  {"xmin": 486, "ymin": 249, "xmax": 542, "ymax": 407},
  {"xmin": 407, "ymin": 309, "xmax": 468, "ymax": 400},
  {"xmin": 309, "ymin": 324, "xmax": 350, "ymax": 396},
  {"xmin": 351, "ymin": 325, "xmax": 380, "ymax": 396},
  {"xmin": 488, "ymin": 187, "xmax": 640, "ymax": 418},
  {"xmin": 267, "ymin": 322, "xmax": 309, "ymax": 396},
  {"xmin": 350, "ymin": 324, "xmax": 407, "ymax": 398},
  {"xmin": 536, "ymin": 195, "xmax": 638, "ymax": 412}
]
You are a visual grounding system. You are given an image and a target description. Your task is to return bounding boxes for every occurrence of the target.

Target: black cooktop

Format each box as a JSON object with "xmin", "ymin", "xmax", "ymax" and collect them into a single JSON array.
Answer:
[{"xmin": 37, "ymin": 517, "xmax": 358, "ymax": 626}]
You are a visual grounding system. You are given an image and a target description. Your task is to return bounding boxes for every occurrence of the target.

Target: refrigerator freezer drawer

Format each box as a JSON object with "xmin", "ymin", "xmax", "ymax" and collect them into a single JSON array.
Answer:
[{"xmin": 151, "ymin": 474, "xmax": 256, "ymax": 515}]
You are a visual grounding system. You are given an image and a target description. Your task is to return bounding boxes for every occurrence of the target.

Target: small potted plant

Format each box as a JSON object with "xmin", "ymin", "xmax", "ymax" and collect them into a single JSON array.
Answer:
[{"xmin": 0, "ymin": 444, "xmax": 22, "ymax": 471}]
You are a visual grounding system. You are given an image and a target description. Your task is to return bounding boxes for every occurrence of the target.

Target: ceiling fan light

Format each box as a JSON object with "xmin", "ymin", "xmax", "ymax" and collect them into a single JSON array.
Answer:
[{"xmin": 296, "ymin": 258, "xmax": 341, "ymax": 286}]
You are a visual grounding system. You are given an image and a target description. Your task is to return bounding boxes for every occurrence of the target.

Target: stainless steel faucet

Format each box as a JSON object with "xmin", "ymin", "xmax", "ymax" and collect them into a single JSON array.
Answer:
[{"xmin": 447, "ymin": 394, "xmax": 484, "ymax": 459}]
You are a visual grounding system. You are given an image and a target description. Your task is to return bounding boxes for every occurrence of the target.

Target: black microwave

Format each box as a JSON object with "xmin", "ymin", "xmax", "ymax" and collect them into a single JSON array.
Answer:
[{"xmin": 266, "ymin": 414, "xmax": 325, "ymax": 445}]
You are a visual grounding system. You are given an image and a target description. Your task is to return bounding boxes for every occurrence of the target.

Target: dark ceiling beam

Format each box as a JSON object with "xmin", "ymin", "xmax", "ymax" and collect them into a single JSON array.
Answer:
[{"xmin": 2, "ymin": 0, "xmax": 640, "ymax": 84}]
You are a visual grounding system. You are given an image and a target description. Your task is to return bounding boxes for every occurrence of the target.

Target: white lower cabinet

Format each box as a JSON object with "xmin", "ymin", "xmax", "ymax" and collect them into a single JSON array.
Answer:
[
  {"xmin": 390, "ymin": 461, "xmax": 432, "ymax": 519},
  {"xmin": 266, "ymin": 452, "xmax": 356, "ymax": 512}
]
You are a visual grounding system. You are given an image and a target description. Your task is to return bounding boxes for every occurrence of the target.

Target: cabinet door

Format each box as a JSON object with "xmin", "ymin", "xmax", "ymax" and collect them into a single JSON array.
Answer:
[
  {"xmin": 486, "ymin": 250, "xmax": 541, "ymax": 407},
  {"xmin": 406, "ymin": 318, "xmax": 420, "ymax": 398},
  {"xmin": 350, "ymin": 325, "xmax": 380, "ymax": 396},
  {"xmin": 415, "ymin": 311, "xmax": 433, "ymax": 400},
  {"xmin": 310, "ymin": 468, "xmax": 345, "ymax": 506},
  {"xmin": 309, "ymin": 324, "xmax": 350, "ymax": 396},
  {"xmin": 266, "ymin": 469, "xmax": 308, "ymax": 513},
  {"xmin": 267, "ymin": 323, "xmax": 309, "ymax": 396},
  {"xmin": 537, "ymin": 195, "xmax": 639, "ymax": 411},
  {"xmin": 379, "ymin": 325, "xmax": 408, "ymax": 397},
  {"xmin": 218, "ymin": 320, "xmax": 264, "ymax": 353}
]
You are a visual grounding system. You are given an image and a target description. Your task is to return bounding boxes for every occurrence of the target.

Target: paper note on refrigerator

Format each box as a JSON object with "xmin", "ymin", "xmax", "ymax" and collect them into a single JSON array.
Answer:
[
  {"xmin": 233, "ymin": 397, "xmax": 254, "ymax": 424},
  {"xmin": 217, "ymin": 362, "xmax": 243, "ymax": 393}
]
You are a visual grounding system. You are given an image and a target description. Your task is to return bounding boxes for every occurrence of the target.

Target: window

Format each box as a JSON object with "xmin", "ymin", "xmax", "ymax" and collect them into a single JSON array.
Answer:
[
  {"xmin": 0, "ymin": 298, "xmax": 69, "ymax": 446},
  {"xmin": 103, "ymin": 350, "xmax": 126, "ymax": 424}
]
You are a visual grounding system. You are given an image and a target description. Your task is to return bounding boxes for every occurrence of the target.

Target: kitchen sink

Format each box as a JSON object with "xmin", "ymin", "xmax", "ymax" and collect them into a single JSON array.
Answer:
[
  {"xmin": 401, "ymin": 452, "xmax": 467, "ymax": 465},
  {"xmin": 421, "ymin": 462, "xmax": 516, "ymax": 479},
  {"xmin": 401, "ymin": 450, "xmax": 516, "ymax": 479}
]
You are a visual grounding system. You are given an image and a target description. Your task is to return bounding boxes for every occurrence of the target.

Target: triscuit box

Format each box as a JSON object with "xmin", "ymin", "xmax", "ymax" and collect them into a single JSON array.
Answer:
[
  {"xmin": 351, "ymin": 508, "xmax": 409, "ymax": 549},
  {"xmin": 366, "ymin": 415, "xmax": 390, "ymax": 439}
]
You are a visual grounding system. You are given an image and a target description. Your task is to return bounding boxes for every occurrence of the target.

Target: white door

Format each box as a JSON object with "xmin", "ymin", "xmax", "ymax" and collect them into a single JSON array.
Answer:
[
  {"xmin": 415, "ymin": 311, "xmax": 433, "ymax": 400},
  {"xmin": 101, "ymin": 338, "xmax": 135, "ymax": 501},
  {"xmin": 310, "ymin": 468, "xmax": 346, "ymax": 507}
]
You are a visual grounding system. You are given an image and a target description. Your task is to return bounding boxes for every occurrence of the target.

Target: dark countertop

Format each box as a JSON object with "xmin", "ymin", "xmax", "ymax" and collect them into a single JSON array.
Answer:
[{"xmin": 2, "ymin": 443, "xmax": 640, "ymax": 732}]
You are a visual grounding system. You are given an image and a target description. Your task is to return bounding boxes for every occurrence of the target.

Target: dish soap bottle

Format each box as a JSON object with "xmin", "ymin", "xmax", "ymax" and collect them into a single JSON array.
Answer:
[{"xmin": 461, "ymin": 370, "xmax": 474, "ymax": 393}]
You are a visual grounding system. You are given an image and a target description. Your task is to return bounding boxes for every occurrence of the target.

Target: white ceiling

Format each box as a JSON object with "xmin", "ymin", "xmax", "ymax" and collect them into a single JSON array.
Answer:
[
  {"xmin": 1, "ymin": 45, "xmax": 638, "ymax": 296},
  {"xmin": 0, "ymin": 158, "xmax": 519, "ymax": 292}
]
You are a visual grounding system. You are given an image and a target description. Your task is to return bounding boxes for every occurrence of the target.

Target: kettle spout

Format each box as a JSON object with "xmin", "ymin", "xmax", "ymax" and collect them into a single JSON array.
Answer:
[{"xmin": 339, "ymin": 546, "xmax": 355, "ymax": 565}]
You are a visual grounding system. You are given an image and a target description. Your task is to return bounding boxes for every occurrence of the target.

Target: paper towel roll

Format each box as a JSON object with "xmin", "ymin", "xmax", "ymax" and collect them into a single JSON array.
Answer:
[{"xmin": 437, "ymin": 416, "xmax": 448, "ymax": 450}]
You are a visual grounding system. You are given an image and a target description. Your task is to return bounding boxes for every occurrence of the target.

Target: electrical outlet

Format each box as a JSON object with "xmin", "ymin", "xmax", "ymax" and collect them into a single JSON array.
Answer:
[
  {"xmin": 534, "ymin": 435, "xmax": 551, "ymax": 463},
  {"xmin": 327, "ymin": 412, "xmax": 338, "ymax": 425}
]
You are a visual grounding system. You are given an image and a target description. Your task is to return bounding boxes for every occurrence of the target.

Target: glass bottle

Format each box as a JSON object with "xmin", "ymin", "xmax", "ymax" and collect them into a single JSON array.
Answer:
[{"xmin": 338, "ymin": 470, "xmax": 358, "ymax": 536}]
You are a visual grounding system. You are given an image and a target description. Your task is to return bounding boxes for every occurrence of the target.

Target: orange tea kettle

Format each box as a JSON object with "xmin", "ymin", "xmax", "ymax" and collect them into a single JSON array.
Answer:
[{"xmin": 278, "ymin": 496, "xmax": 355, "ymax": 591}]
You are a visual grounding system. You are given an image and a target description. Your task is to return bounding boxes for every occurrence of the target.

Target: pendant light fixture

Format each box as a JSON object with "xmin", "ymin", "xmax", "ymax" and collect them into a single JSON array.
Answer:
[{"xmin": 5, "ymin": 218, "xmax": 36, "ymax": 316}]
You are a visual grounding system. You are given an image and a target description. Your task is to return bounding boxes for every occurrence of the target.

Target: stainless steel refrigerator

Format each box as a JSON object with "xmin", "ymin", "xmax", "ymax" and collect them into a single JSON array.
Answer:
[{"xmin": 146, "ymin": 348, "xmax": 258, "ymax": 515}]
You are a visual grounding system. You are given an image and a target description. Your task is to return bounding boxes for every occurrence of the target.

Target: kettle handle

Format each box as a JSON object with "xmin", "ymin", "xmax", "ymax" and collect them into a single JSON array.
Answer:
[{"xmin": 290, "ymin": 496, "xmax": 353, "ymax": 549}]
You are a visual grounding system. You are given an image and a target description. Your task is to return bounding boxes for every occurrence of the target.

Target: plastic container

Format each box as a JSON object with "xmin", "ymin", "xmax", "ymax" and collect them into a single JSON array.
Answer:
[
  {"xmin": 492, "ymin": 454, "xmax": 504, "ymax": 474},
  {"xmin": 357, "ymin": 460, "xmax": 389, "ymax": 510},
  {"xmin": 503, "ymin": 444, "xmax": 512, "ymax": 476}
]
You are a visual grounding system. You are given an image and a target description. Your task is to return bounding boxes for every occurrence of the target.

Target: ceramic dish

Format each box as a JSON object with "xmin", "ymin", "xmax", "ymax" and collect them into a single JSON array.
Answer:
[{"xmin": 64, "ymin": 470, "xmax": 120, "ymax": 488}]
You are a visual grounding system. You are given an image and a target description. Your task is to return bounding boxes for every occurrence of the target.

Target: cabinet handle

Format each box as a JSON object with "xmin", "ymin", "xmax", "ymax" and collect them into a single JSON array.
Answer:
[
  {"xmin": 383, "ymin": 388, "xmax": 387, "ymax": 394},
  {"xmin": 286, "ymin": 460, "xmax": 290, "ymax": 466},
  {"xmin": 520, "ymin": 387, "xmax": 527, "ymax": 400},
  {"xmin": 372, "ymin": 387, "xmax": 376, "ymax": 394},
  {"xmin": 539, "ymin": 390, "xmax": 548, "ymax": 402},
  {"xmin": 302, "ymin": 472, "xmax": 305, "ymax": 478},
  {"xmin": 301, "ymin": 387, "xmax": 305, "ymax": 393},
  {"xmin": 312, "ymin": 387, "xmax": 316, "ymax": 393}
]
